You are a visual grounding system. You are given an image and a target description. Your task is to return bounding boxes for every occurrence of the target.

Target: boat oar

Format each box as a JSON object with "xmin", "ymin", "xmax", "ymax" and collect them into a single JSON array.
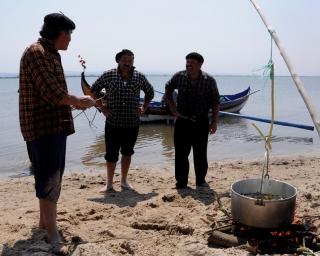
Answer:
[{"xmin": 219, "ymin": 111, "xmax": 314, "ymax": 131}]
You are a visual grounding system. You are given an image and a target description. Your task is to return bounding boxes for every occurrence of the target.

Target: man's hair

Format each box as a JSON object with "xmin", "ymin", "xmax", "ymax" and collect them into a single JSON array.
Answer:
[
  {"xmin": 39, "ymin": 13, "xmax": 76, "ymax": 40},
  {"xmin": 115, "ymin": 49, "xmax": 134, "ymax": 63},
  {"xmin": 185, "ymin": 52, "xmax": 204, "ymax": 63}
]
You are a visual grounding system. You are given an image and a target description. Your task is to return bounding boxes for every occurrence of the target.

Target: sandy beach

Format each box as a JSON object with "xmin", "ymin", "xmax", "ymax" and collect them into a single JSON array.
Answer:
[{"xmin": 1, "ymin": 153, "xmax": 320, "ymax": 256}]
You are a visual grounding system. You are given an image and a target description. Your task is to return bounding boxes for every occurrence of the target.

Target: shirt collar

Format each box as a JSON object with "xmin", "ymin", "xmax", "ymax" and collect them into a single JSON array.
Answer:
[
  {"xmin": 116, "ymin": 66, "xmax": 136, "ymax": 78},
  {"xmin": 184, "ymin": 70, "xmax": 207, "ymax": 80},
  {"xmin": 38, "ymin": 38, "xmax": 58, "ymax": 54}
]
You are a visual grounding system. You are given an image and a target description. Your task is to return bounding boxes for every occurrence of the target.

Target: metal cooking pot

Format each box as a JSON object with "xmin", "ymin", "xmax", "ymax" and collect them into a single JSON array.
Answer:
[{"xmin": 231, "ymin": 178, "xmax": 297, "ymax": 229}]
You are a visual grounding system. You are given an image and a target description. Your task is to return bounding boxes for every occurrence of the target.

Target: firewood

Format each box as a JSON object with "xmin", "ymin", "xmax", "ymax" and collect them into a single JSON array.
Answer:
[{"xmin": 207, "ymin": 230, "xmax": 247, "ymax": 247}]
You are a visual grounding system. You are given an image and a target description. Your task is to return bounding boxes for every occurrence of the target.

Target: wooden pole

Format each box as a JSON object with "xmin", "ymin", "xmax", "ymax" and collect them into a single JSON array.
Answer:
[
  {"xmin": 219, "ymin": 111, "xmax": 314, "ymax": 131},
  {"xmin": 249, "ymin": 0, "xmax": 320, "ymax": 137}
]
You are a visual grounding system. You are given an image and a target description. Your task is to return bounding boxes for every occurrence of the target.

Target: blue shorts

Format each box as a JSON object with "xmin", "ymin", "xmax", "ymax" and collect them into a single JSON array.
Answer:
[
  {"xmin": 28, "ymin": 133, "xmax": 67, "ymax": 203},
  {"xmin": 104, "ymin": 124, "xmax": 139, "ymax": 162}
]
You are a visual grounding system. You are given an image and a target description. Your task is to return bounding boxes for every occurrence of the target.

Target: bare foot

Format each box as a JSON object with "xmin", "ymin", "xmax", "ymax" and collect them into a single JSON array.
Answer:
[
  {"xmin": 48, "ymin": 230, "xmax": 63, "ymax": 244},
  {"xmin": 49, "ymin": 231, "xmax": 69, "ymax": 255},
  {"xmin": 51, "ymin": 242, "xmax": 69, "ymax": 255},
  {"xmin": 121, "ymin": 181, "xmax": 135, "ymax": 191},
  {"xmin": 99, "ymin": 183, "xmax": 114, "ymax": 193}
]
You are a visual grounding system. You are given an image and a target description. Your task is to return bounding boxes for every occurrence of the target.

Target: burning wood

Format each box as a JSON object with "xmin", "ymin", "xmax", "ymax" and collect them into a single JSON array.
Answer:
[{"xmin": 207, "ymin": 217, "xmax": 320, "ymax": 254}]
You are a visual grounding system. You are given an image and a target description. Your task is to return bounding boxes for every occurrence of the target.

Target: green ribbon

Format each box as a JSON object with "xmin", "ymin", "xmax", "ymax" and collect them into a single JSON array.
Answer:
[{"xmin": 252, "ymin": 60, "xmax": 275, "ymax": 150}]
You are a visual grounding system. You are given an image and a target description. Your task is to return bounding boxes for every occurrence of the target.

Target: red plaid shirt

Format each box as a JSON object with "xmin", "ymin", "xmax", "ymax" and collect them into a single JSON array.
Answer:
[{"xmin": 19, "ymin": 38, "xmax": 74, "ymax": 141}]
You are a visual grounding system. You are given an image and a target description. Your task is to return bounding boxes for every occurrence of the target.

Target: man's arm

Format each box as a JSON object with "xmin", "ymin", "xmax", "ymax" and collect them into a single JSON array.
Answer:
[
  {"xmin": 165, "ymin": 88, "xmax": 178, "ymax": 117},
  {"xmin": 164, "ymin": 74, "xmax": 180, "ymax": 117},
  {"xmin": 209, "ymin": 79, "xmax": 220, "ymax": 134},
  {"xmin": 209, "ymin": 103, "xmax": 219, "ymax": 134},
  {"xmin": 89, "ymin": 73, "xmax": 113, "ymax": 116},
  {"xmin": 27, "ymin": 48, "xmax": 95, "ymax": 110},
  {"xmin": 59, "ymin": 94, "xmax": 95, "ymax": 110},
  {"xmin": 140, "ymin": 75, "xmax": 154, "ymax": 114},
  {"xmin": 140, "ymin": 99, "xmax": 151, "ymax": 114}
]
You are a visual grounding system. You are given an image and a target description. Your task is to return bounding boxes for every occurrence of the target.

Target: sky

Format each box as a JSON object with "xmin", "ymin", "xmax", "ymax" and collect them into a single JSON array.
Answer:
[{"xmin": 1, "ymin": 0, "xmax": 320, "ymax": 76}]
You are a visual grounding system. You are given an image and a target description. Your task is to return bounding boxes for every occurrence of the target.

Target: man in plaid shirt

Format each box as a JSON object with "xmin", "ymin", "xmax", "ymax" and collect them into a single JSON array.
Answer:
[
  {"xmin": 19, "ymin": 13, "xmax": 95, "ymax": 252},
  {"xmin": 91, "ymin": 49, "xmax": 154, "ymax": 192},
  {"xmin": 165, "ymin": 52, "xmax": 220, "ymax": 189}
]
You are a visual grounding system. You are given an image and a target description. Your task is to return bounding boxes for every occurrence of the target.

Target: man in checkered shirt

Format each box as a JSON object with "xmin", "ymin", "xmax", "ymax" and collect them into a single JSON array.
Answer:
[
  {"xmin": 19, "ymin": 13, "xmax": 95, "ymax": 252},
  {"xmin": 91, "ymin": 49, "xmax": 154, "ymax": 192},
  {"xmin": 165, "ymin": 52, "xmax": 220, "ymax": 190}
]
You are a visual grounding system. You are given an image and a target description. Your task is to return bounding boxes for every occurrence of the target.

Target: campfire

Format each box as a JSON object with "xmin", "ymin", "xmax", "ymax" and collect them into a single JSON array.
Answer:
[
  {"xmin": 207, "ymin": 216, "xmax": 320, "ymax": 255},
  {"xmin": 206, "ymin": 136, "xmax": 320, "ymax": 254}
]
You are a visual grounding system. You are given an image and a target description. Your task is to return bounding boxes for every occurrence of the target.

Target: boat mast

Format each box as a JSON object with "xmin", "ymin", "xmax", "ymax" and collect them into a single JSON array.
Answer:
[{"xmin": 249, "ymin": 0, "xmax": 320, "ymax": 138}]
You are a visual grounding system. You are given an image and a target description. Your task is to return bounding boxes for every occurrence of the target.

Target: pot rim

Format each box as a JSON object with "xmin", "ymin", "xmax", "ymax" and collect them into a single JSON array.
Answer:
[{"xmin": 230, "ymin": 178, "xmax": 297, "ymax": 202}]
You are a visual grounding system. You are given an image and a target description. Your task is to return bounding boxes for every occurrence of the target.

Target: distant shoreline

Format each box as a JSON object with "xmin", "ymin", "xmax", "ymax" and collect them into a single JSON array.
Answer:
[
  {"xmin": 1, "ymin": 74, "xmax": 320, "ymax": 79},
  {"xmin": 0, "ymin": 74, "xmax": 169, "ymax": 79}
]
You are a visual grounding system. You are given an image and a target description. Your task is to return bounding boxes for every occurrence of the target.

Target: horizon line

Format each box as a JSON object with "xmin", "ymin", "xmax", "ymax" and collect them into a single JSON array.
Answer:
[{"xmin": 1, "ymin": 72, "xmax": 320, "ymax": 78}]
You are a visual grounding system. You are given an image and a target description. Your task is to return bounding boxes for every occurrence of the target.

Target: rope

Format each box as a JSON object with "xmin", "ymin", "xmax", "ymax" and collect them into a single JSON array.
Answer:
[
  {"xmin": 270, "ymin": 33, "xmax": 273, "ymax": 60},
  {"xmin": 154, "ymin": 89, "xmax": 164, "ymax": 95},
  {"xmin": 252, "ymin": 34, "xmax": 275, "ymax": 151},
  {"xmin": 252, "ymin": 34, "xmax": 276, "ymax": 197}
]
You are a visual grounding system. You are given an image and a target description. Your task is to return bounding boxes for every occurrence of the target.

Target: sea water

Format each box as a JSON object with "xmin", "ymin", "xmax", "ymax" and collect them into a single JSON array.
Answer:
[{"xmin": 0, "ymin": 75, "xmax": 319, "ymax": 177}]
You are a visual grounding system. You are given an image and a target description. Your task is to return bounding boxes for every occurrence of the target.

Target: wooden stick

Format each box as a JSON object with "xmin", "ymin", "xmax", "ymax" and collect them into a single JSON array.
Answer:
[
  {"xmin": 207, "ymin": 231, "xmax": 247, "ymax": 247},
  {"xmin": 249, "ymin": 0, "xmax": 320, "ymax": 137}
]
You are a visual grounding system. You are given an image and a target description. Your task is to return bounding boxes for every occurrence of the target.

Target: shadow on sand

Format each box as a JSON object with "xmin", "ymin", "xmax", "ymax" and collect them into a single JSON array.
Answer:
[
  {"xmin": 176, "ymin": 185, "xmax": 217, "ymax": 205},
  {"xmin": 1, "ymin": 228, "xmax": 51, "ymax": 256},
  {"xmin": 88, "ymin": 189, "xmax": 158, "ymax": 208}
]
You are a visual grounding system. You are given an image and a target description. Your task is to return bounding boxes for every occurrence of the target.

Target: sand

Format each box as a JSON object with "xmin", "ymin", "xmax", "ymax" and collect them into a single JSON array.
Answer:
[{"xmin": 1, "ymin": 153, "xmax": 320, "ymax": 255}]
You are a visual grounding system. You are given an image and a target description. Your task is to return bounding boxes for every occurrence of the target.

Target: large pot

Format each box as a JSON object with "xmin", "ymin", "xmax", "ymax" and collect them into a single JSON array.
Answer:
[{"xmin": 231, "ymin": 178, "xmax": 297, "ymax": 229}]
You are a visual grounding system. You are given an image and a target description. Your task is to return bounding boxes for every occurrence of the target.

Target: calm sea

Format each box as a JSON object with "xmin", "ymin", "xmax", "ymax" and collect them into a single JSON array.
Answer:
[{"xmin": 1, "ymin": 74, "xmax": 319, "ymax": 178}]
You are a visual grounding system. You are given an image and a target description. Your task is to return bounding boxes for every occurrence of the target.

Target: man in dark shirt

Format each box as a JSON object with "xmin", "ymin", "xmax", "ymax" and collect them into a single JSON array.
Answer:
[
  {"xmin": 91, "ymin": 49, "xmax": 154, "ymax": 192},
  {"xmin": 165, "ymin": 52, "xmax": 220, "ymax": 189},
  {"xmin": 19, "ymin": 13, "xmax": 95, "ymax": 250}
]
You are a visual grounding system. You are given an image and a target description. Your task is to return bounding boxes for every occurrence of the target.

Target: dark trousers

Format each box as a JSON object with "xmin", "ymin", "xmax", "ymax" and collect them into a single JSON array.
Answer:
[
  {"xmin": 104, "ymin": 124, "xmax": 139, "ymax": 162},
  {"xmin": 28, "ymin": 133, "xmax": 67, "ymax": 203},
  {"xmin": 174, "ymin": 117, "xmax": 209, "ymax": 187}
]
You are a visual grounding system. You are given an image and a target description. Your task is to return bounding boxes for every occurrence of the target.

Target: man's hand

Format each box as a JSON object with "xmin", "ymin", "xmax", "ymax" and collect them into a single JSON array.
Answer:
[
  {"xmin": 61, "ymin": 94, "xmax": 95, "ymax": 110},
  {"xmin": 209, "ymin": 122, "xmax": 217, "ymax": 134},
  {"xmin": 73, "ymin": 96, "xmax": 96, "ymax": 110},
  {"xmin": 171, "ymin": 110, "xmax": 180, "ymax": 118},
  {"xmin": 100, "ymin": 105, "xmax": 112, "ymax": 117},
  {"xmin": 138, "ymin": 102, "xmax": 150, "ymax": 115},
  {"xmin": 138, "ymin": 105, "xmax": 147, "ymax": 116}
]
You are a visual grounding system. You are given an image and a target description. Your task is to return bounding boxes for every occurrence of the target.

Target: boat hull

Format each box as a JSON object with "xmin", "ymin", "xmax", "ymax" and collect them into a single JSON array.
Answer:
[{"xmin": 141, "ymin": 87, "xmax": 251, "ymax": 123}]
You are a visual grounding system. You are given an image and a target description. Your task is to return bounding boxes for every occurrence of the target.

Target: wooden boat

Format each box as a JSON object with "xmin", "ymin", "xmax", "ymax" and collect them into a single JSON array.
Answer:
[
  {"xmin": 218, "ymin": 87, "xmax": 251, "ymax": 113},
  {"xmin": 81, "ymin": 72, "xmax": 251, "ymax": 122},
  {"xmin": 141, "ymin": 87, "xmax": 251, "ymax": 122}
]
